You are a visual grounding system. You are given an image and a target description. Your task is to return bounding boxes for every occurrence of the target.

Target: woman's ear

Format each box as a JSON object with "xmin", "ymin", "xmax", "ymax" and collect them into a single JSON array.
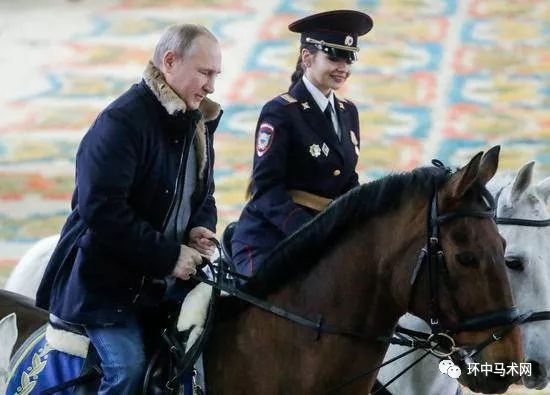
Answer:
[{"xmin": 301, "ymin": 48, "xmax": 313, "ymax": 68}]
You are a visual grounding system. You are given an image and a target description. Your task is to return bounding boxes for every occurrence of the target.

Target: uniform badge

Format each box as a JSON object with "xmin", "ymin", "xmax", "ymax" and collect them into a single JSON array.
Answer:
[
  {"xmin": 350, "ymin": 131, "xmax": 358, "ymax": 146},
  {"xmin": 309, "ymin": 144, "xmax": 321, "ymax": 157},
  {"xmin": 345, "ymin": 35, "xmax": 353, "ymax": 46},
  {"xmin": 301, "ymin": 102, "xmax": 310, "ymax": 110},
  {"xmin": 322, "ymin": 143, "xmax": 330, "ymax": 156},
  {"xmin": 256, "ymin": 123, "xmax": 274, "ymax": 157},
  {"xmin": 338, "ymin": 102, "xmax": 345, "ymax": 110}
]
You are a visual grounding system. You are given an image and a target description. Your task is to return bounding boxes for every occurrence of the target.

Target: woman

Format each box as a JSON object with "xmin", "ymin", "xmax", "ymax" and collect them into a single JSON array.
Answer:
[{"xmin": 231, "ymin": 10, "xmax": 373, "ymax": 277}]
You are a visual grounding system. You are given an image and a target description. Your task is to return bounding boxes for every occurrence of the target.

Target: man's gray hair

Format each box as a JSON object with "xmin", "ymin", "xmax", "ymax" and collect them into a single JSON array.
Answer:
[{"xmin": 152, "ymin": 24, "xmax": 216, "ymax": 68}]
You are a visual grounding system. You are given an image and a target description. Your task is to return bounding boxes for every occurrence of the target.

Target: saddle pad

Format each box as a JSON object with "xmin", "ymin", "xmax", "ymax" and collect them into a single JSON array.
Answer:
[{"xmin": 7, "ymin": 325, "xmax": 84, "ymax": 395}]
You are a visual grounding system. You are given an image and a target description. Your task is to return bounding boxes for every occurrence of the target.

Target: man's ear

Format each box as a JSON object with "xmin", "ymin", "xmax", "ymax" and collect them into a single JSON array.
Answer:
[{"xmin": 162, "ymin": 50, "xmax": 178, "ymax": 72}]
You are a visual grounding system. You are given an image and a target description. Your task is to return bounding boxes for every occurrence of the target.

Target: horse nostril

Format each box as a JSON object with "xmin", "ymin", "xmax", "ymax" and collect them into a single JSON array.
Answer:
[{"xmin": 526, "ymin": 359, "xmax": 544, "ymax": 378}]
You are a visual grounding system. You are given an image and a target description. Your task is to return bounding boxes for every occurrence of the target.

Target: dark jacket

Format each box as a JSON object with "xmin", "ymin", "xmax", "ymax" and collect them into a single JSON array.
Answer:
[
  {"xmin": 231, "ymin": 79, "xmax": 360, "ymax": 275},
  {"xmin": 36, "ymin": 62, "xmax": 222, "ymax": 325}
]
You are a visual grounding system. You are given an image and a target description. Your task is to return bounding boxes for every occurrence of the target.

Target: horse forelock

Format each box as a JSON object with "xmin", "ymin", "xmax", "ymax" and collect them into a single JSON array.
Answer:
[{"xmin": 245, "ymin": 166, "xmax": 447, "ymax": 296}]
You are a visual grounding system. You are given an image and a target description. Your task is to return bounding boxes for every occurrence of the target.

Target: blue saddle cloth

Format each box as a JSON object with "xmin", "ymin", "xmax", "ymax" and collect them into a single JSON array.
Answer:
[
  {"xmin": 6, "ymin": 325, "xmax": 83, "ymax": 395},
  {"xmin": 6, "ymin": 324, "xmax": 194, "ymax": 394}
]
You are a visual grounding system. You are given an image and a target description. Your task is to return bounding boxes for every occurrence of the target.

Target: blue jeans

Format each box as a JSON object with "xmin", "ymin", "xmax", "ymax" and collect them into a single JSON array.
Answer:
[{"xmin": 85, "ymin": 314, "xmax": 146, "ymax": 395}]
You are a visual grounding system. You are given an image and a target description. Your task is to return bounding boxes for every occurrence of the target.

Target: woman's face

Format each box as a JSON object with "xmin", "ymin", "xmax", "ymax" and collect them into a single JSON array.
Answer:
[{"xmin": 303, "ymin": 49, "xmax": 352, "ymax": 95}]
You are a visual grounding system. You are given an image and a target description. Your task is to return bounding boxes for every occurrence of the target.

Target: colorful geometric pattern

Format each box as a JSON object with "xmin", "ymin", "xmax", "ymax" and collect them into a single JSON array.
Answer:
[{"xmin": 0, "ymin": 0, "xmax": 548, "ymax": 286}]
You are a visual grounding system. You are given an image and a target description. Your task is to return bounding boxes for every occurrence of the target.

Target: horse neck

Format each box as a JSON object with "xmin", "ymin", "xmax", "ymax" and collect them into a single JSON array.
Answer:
[{"xmin": 269, "ymin": 195, "xmax": 429, "ymax": 337}]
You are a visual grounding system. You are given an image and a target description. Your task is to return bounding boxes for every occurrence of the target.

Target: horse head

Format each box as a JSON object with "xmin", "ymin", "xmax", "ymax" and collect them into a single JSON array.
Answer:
[
  {"xmin": 406, "ymin": 146, "xmax": 523, "ymax": 394},
  {"xmin": 492, "ymin": 161, "xmax": 550, "ymax": 389}
]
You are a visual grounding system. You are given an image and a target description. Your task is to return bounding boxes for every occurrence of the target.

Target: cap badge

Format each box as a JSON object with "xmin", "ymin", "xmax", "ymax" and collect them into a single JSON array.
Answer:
[
  {"xmin": 309, "ymin": 144, "xmax": 321, "ymax": 157},
  {"xmin": 301, "ymin": 101, "xmax": 310, "ymax": 110},
  {"xmin": 345, "ymin": 35, "xmax": 353, "ymax": 46}
]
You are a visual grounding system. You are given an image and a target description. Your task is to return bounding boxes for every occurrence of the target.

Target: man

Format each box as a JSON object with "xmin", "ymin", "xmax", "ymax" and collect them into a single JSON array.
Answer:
[{"xmin": 36, "ymin": 24, "xmax": 223, "ymax": 394}]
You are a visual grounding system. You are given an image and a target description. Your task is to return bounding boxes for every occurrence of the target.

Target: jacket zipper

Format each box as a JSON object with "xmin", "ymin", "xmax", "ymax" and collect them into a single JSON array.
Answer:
[{"xmin": 161, "ymin": 140, "xmax": 187, "ymax": 232}]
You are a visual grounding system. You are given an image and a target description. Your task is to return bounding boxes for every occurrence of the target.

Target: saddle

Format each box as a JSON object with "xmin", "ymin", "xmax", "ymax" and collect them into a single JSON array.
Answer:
[{"xmin": 41, "ymin": 300, "xmax": 210, "ymax": 394}]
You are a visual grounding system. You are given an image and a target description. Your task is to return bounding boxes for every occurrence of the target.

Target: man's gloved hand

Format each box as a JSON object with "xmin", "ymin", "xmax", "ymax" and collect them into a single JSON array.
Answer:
[
  {"xmin": 171, "ymin": 244, "xmax": 203, "ymax": 280},
  {"xmin": 188, "ymin": 226, "xmax": 216, "ymax": 258}
]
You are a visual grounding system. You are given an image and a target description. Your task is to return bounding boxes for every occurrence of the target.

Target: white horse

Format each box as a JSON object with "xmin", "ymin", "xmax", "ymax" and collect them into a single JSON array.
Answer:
[
  {"xmin": 378, "ymin": 162, "xmax": 550, "ymax": 394},
  {"xmin": 4, "ymin": 234, "xmax": 59, "ymax": 299},
  {"xmin": 0, "ymin": 313, "xmax": 18, "ymax": 395}
]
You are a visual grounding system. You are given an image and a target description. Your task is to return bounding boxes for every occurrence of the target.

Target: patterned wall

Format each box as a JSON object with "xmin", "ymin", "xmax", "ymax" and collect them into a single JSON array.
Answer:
[{"xmin": 0, "ymin": 0, "xmax": 548, "ymax": 284}]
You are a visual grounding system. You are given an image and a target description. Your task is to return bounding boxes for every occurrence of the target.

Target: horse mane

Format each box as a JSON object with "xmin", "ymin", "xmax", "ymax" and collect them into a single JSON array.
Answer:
[{"xmin": 244, "ymin": 166, "xmax": 448, "ymax": 296}]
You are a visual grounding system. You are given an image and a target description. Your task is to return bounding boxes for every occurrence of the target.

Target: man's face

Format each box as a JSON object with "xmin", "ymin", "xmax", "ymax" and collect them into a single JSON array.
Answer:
[{"xmin": 164, "ymin": 35, "xmax": 222, "ymax": 110}]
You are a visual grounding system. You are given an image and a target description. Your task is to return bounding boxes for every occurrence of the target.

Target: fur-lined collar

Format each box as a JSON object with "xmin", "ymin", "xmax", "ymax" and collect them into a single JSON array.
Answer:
[{"xmin": 143, "ymin": 61, "xmax": 221, "ymax": 122}]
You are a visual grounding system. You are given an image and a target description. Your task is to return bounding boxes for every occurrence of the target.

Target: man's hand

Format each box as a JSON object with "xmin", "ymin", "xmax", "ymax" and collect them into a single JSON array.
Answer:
[
  {"xmin": 188, "ymin": 226, "xmax": 216, "ymax": 258},
  {"xmin": 171, "ymin": 245, "xmax": 203, "ymax": 280}
]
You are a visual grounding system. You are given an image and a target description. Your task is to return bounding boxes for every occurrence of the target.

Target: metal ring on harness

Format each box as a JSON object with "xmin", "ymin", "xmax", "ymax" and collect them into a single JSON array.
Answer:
[{"xmin": 427, "ymin": 332, "xmax": 457, "ymax": 357}]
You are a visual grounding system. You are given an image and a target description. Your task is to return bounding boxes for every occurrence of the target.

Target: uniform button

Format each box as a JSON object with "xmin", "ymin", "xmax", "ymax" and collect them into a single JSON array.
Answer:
[
  {"xmin": 333, "ymin": 169, "xmax": 341, "ymax": 176},
  {"xmin": 174, "ymin": 139, "xmax": 179, "ymax": 144},
  {"xmin": 165, "ymin": 189, "xmax": 170, "ymax": 194}
]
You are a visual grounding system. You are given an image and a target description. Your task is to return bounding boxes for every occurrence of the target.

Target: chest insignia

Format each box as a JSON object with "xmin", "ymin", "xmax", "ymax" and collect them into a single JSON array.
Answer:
[
  {"xmin": 301, "ymin": 102, "xmax": 311, "ymax": 110},
  {"xmin": 322, "ymin": 143, "xmax": 330, "ymax": 157},
  {"xmin": 309, "ymin": 144, "xmax": 321, "ymax": 157}
]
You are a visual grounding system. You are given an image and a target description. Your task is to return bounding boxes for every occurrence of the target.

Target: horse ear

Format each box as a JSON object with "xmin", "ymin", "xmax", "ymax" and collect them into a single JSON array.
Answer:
[
  {"xmin": 0, "ymin": 313, "xmax": 18, "ymax": 368},
  {"xmin": 443, "ymin": 151, "xmax": 483, "ymax": 200},
  {"xmin": 535, "ymin": 175, "xmax": 550, "ymax": 205},
  {"xmin": 477, "ymin": 145, "xmax": 500, "ymax": 185},
  {"xmin": 510, "ymin": 161, "xmax": 535, "ymax": 203}
]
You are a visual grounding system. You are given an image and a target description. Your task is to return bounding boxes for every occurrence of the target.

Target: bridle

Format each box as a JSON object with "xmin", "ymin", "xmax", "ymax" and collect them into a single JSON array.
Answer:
[
  {"xmin": 494, "ymin": 187, "xmax": 550, "ymax": 227},
  {"xmin": 492, "ymin": 186, "xmax": 550, "ymax": 326},
  {"xmin": 409, "ymin": 162, "xmax": 526, "ymax": 360}
]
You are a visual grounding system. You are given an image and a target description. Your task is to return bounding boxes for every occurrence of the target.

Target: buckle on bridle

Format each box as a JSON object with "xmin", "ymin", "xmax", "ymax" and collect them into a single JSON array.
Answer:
[{"xmin": 428, "ymin": 332, "xmax": 458, "ymax": 357}]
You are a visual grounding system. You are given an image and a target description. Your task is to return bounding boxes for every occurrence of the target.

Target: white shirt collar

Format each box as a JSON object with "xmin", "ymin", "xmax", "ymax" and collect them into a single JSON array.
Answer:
[{"xmin": 302, "ymin": 75, "xmax": 335, "ymax": 112}]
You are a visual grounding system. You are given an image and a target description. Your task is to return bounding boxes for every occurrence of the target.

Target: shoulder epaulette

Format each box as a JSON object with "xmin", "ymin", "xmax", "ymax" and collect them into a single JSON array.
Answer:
[{"xmin": 279, "ymin": 93, "xmax": 297, "ymax": 104}]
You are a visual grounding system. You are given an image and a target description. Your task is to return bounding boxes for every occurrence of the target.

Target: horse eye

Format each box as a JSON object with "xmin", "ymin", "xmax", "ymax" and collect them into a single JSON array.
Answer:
[
  {"xmin": 456, "ymin": 251, "xmax": 479, "ymax": 267},
  {"xmin": 505, "ymin": 257, "xmax": 525, "ymax": 272}
]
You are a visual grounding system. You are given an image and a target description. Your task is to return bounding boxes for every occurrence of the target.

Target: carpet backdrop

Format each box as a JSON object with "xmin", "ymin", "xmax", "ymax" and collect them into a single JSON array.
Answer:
[{"xmin": 0, "ymin": 0, "xmax": 548, "ymax": 284}]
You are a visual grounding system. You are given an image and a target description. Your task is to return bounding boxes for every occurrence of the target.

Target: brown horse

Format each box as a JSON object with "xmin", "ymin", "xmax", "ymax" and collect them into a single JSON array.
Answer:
[
  {"xmin": 203, "ymin": 147, "xmax": 523, "ymax": 394},
  {"xmin": 0, "ymin": 147, "xmax": 522, "ymax": 394}
]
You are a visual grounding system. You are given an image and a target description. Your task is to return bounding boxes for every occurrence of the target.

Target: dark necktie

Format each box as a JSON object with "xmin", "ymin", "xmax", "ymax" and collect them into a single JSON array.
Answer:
[
  {"xmin": 324, "ymin": 102, "xmax": 340, "ymax": 140},
  {"xmin": 324, "ymin": 103, "xmax": 333, "ymax": 125}
]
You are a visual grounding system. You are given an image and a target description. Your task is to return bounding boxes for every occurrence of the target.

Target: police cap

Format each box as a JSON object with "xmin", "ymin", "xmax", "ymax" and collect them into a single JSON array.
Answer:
[{"xmin": 288, "ymin": 10, "xmax": 373, "ymax": 63}]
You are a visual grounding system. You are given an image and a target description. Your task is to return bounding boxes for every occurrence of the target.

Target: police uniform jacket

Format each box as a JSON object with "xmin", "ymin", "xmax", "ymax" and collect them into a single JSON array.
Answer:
[
  {"xmin": 36, "ymin": 62, "xmax": 222, "ymax": 326},
  {"xmin": 231, "ymin": 79, "xmax": 360, "ymax": 273}
]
